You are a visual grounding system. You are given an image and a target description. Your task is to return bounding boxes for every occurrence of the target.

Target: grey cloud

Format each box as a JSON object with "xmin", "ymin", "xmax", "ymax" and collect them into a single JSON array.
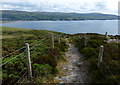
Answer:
[
  {"xmin": 95, "ymin": 2, "xmax": 107, "ymax": 10},
  {"xmin": 1, "ymin": 0, "xmax": 118, "ymax": 15},
  {"xmin": 1, "ymin": 1, "xmax": 44, "ymax": 12},
  {"xmin": 2, "ymin": 2, "xmax": 36, "ymax": 7}
]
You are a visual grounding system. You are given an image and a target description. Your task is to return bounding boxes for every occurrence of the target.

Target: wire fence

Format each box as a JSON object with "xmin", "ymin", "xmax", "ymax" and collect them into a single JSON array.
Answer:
[
  {"xmin": 1, "ymin": 34, "xmax": 63, "ymax": 84},
  {"xmin": 90, "ymin": 35, "xmax": 119, "ymax": 84},
  {"xmin": 2, "ymin": 46, "xmax": 26, "ymax": 59},
  {"xmin": 8, "ymin": 67, "xmax": 27, "ymax": 85},
  {"xmin": 70, "ymin": 34, "xmax": 120, "ymax": 84},
  {"xmin": 1, "ymin": 34, "xmax": 120, "ymax": 84},
  {"xmin": 88, "ymin": 35, "xmax": 120, "ymax": 85},
  {"xmin": 1, "ymin": 53, "xmax": 24, "ymax": 67}
]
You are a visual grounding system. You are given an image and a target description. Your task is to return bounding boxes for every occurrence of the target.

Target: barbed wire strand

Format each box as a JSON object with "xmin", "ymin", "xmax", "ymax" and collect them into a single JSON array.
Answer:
[
  {"xmin": 102, "ymin": 61, "xmax": 120, "ymax": 85},
  {"xmin": 20, "ymin": 75, "xmax": 28, "ymax": 84},
  {"xmin": 8, "ymin": 67, "xmax": 27, "ymax": 85},
  {"xmin": 81, "ymin": 42, "xmax": 120, "ymax": 84},
  {"xmin": 2, "ymin": 37, "xmax": 49, "ymax": 59},
  {"xmin": 18, "ymin": 68, "xmax": 27, "ymax": 76},
  {"xmin": 30, "ymin": 39, "xmax": 48, "ymax": 50},
  {"xmin": 2, "ymin": 46, "xmax": 26, "ymax": 59},
  {"xmin": 15, "ymin": 71, "xmax": 28, "ymax": 85},
  {"xmin": 103, "ymin": 49, "xmax": 119, "ymax": 66},
  {"xmin": 86, "ymin": 44, "xmax": 119, "ymax": 67},
  {"xmin": 29, "ymin": 38, "xmax": 48, "ymax": 47},
  {"xmin": 31, "ymin": 47, "xmax": 50, "ymax": 56},
  {"xmin": 2, "ymin": 34, "xmax": 61, "ymax": 84},
  {"xmin": 0, "ymin": 51, "xmax": 25, "ymax": 67},
  {"xmin": 106, "ymin": 55, "xmax": 119, "ymax": 67},
  {"xmin": 2, "ymin": 39, "xmax": 49, "ymax": 67}
]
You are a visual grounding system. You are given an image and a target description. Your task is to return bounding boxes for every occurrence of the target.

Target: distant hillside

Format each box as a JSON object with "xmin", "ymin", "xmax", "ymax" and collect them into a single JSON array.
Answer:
[{"xmin": 1, "ymin": 10, "xmax": 118, "ymax": 21}]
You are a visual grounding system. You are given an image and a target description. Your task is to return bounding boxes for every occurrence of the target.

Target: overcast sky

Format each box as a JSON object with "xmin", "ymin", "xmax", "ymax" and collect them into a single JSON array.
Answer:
[{"xmin": 0, "ymin": 0, "xmax": 119, "ymax": 15}]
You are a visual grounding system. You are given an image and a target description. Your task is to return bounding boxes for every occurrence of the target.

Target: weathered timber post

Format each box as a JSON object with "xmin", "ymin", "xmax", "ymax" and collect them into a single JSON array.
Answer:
[
  {"xmin": 25, "ymin": 43, "xmax": 32, "ymax": 81},
  {"xmin": 58, "ymin": 35, "xmax": 61, "ymax": 45},
  {"xmin": 116, "ymin": 36, "xmax": 119, "ymax": 43},
  {"xmin": 85, "ymin": 38, "xmax": 87, "ymax": 47},
  {"xmin": 98, "ymin": 45, "xmax": 104, "ymax": 67},
  {"xmin": 52, "ymin": 34, "xmax": 54, "ymax": 48},
  {"xmin": 84, "ymin": 34, "xmax": 87, "ymax": 47},
  {"xmin": 105, "ymin": 32, "xmax": 107, "ymax": 37},
  {"xmin": 105, "ymin": 32, "xmax": 110, "ymax": 40}
]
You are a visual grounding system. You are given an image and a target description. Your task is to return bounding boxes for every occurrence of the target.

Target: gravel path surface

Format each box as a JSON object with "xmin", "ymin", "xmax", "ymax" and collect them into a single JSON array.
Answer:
[{"xmin": 54, "ymin": 38, "xmax": 91, "ymax": 83}]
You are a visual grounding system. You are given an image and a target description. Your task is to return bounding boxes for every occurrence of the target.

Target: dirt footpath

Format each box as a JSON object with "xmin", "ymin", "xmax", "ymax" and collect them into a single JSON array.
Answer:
[{"xmin": 54, "ymin": 38, "xmax": 91, "ymax": 83}]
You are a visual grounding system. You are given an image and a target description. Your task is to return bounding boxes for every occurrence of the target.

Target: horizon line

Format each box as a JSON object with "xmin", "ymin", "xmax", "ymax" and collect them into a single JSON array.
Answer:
[{"xmin": 1, "ymin": 9, "xmax": 118, "ymax": 16}]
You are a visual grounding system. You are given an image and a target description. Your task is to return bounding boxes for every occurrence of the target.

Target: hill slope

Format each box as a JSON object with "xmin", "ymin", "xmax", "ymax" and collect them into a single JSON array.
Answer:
[{"xmin": 1, "ymin": 10, "xmax": 118, "ymax": 21}]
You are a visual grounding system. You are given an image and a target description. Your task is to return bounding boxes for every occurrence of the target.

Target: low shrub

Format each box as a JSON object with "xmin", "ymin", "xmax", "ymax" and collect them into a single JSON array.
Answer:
[
  {"xmin": 81, "ymin": 47, "xmax": 97, "ymax": 59},
  {"xmin": 87, "ymin": 40, "xmax": 105, "ymax": 48},
  {"xmin": 32, "ymin": 64, "xmax": 52, "ymax": 77},
  {"xmin": 33, "ymin": 54, "xmax": 57, "ymax": 68}
]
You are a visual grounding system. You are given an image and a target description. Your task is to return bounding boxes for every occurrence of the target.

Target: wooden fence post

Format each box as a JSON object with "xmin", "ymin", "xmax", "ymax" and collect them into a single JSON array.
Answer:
[
  {"xmin": 52, "ymin": 34, "xmax": 54, "ymax": 48},
  {"xmin": 25, "ymin": 43, "xmax": 32, "ymax": 81},
  {"xmin": 58, "ymin": 35, "xmax": 61, "ymax": 45},
  {"xmin": 84, "ymin": 34, "xmax": 87, "ymax": 47},
  {"xmin": 105, "ymin": 32, "xmax": 110, "ymax": 40},
  {"xmin": 105, "ymin": 32, "xmax": 107, "ymax": 37},
  {"xmin": 116, "ymin": 36, "xmax": 119, "ymax": 43},
  {"xmin": 98, "ymin": 45, "xmax": 104, "ymax": 67},
  {"xmin": 85, "ymin": 38, "xmax": 87, "ymax": 47}
]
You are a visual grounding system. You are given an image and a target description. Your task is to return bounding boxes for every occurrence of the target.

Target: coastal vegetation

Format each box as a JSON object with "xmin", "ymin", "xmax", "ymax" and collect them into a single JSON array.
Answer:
[
  {"xmin": 1, "ymin": 27, "xmax": 68, "ymax": 84},
  {"xmin": 69, "ymin": 33, "xmax": 120, "ymax": 84},
  {"xmin": 1, "ymin": 27, "xmax": 120, "ymax": 84}
]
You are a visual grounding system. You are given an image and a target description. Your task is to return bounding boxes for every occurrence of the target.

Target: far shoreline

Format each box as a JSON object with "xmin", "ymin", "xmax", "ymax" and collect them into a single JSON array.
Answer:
[{"xmin": 0, "ymin": 19, "xmax": 119, "ymax": 23}]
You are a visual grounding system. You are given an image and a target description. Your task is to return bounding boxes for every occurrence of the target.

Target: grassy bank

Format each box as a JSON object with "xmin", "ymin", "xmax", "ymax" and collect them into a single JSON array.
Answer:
[
  {"xmin": 1, "ymin": 27, "xmax": 32, "ymax": 31},
  {"xmin": 1, "ymin": 27, "xmax": 68, "ymax": 84}
]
